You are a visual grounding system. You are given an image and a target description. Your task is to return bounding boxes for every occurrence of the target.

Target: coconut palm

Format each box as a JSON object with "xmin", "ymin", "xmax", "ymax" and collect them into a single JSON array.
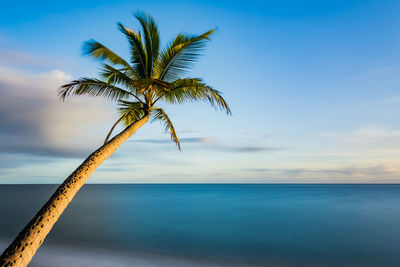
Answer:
[{"xmin": 0, "ymin": 11, "xmax": 230, "ymax": 266}]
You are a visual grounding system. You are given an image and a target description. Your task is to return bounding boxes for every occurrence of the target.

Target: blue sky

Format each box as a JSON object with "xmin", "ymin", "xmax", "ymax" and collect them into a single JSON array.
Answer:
[{"xmin": 1, "ymin": 0, "xmax": 400, "ymax": 183}]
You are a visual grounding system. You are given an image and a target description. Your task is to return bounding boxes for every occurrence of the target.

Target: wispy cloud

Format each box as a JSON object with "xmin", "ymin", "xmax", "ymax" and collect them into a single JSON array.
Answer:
[
  {"xmin": 237, "ymin": 165, "xmax": 400, "ymax": 183},
  {"xmin": 384, "ymin": 95, "xmax": 400, "ymax": 104},
  {"xmin": 134, "ymin": 136, "xmax": 280, "ymax": 153},
  {"xmin": 320, "ymin": 125, "xmax": 400, "ymax": 149},
  {"xmin": 0, "ymin": 65, "xmax": 111, "ymax": 157},
  {"xmin": 230, "ymin": 146, "xmax": 277, "ymax": 152},
  {"xmin": 0, "ymin": 49, "xmax": 54, "ymax": 67},
  {"xmin": 134, "ymin": 137, "xmax": 213, "ymax": 144}
]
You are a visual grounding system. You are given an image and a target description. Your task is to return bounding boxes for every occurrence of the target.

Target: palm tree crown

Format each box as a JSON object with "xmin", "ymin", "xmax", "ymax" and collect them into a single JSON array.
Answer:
[{"xmin": 59, "ymin": 11, "xmax": 231, "ymax": 150}]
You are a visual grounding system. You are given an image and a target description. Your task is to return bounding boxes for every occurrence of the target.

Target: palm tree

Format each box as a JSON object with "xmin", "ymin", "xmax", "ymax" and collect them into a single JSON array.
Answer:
[{"xmin": 0, "ymin": 12, "xmax": 230, "ymax": 266}]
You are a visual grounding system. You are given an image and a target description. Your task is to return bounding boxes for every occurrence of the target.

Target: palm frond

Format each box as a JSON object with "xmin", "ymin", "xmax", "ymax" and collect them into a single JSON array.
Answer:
[
  {"xmin": 118, "ymin": 22, "xmax": 147, "ymax": 79},
  {"xmin": 151, "ymin": 108, "xmax": 181, "ymax": 150},
  {"xmin": 83, "ymin": 40, "xmax": 135, "ymax": 74},
  {"xmin": 104, "ymin": 115, "xmax": 125, "ymax": 145},
  {"xmin": 104, "ymin": 100, "xmax": 146, "ymax": 144},
  {"xmin": 59, "ymin": 78, "xmax": 133, "ymax": 101},
  {"xmin": 159, "ymin": 78, "xmax": 231, "ymax": 114},
  {"xmin": 118, "ymin": 100, "xmax": 146, "ymax": 126},
  {"xmin": 138, "ymin": 78, "xmax": 172, "ymax": 98},
  {"xmin": 99, "ymin": 64, "xmax": 143, "ymax": 101},
  {"xmin": 154, "ymin": 29, "xmax": 215, "ymax": 82},
  {"xmin": 100, "ymin": 64, "xmax": 135, "ymax": 84},
  {"xmin": 135, "ymin": 11, "xmax": 160, "ymax": 78}
]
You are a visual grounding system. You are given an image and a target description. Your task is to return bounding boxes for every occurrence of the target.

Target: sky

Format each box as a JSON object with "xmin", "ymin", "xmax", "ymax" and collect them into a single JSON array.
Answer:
[{"xmin": 1, "ymin": 0, "xmax": 400, "ymax": 183}]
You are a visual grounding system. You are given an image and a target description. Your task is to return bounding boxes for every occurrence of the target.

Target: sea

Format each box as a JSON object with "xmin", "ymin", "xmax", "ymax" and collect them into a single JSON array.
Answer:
[{"xmin": 0, "ymin": 184, "xmax": 399, "ymax": 266}]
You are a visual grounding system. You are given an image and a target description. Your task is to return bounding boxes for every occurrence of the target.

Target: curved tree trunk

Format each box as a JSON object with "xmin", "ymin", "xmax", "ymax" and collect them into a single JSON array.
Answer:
[{"xmin": 0, "ymin": 114, "xmax": 149, "ymax": 267}]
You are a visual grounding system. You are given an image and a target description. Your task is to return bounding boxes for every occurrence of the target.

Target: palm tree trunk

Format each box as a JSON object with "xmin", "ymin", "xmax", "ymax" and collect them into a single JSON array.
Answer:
[{"xmin": 0, "ymin": 114, "xmax": 149, "ymax": 267}]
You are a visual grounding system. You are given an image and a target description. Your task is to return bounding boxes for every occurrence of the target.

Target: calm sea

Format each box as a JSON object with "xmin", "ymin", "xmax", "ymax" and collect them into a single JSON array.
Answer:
[{"xmin": 0, "ymin": 184, "xmax": 399, "ymax": 266}]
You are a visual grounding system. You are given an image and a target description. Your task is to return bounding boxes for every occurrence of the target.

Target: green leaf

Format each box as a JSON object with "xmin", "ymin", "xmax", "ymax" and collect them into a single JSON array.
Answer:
[
  {"xmin": 83, "ymin": 40, "xmax": 134, "ymax": 73},
  {"xmin": 59, "ymin": 78, "xmax": 133, "ymax": 101},
  {"xmin": 100, "ymin": 64, "xmax": 142, "ymax": 97},
  {"xmin": 118, "ymin": 22, "xmax": 147, "ymax": 79},
  {"xmin": 151, "ymin": 108, "xmax": 181, "ymax": 150},
  {"xmin": 118, "ymin": 100, "xmax": 146, "ymax": 126},
  {"xmin": 160, "ymin": 78, "xmax": 231, "ymax": 114},
  {"xmin": 135, "ymin": 11, "xmax": 160, "ymax": 78},
  {"xmin": 154, "ymin": 29, "xmax": 215, "ymax": 82}
]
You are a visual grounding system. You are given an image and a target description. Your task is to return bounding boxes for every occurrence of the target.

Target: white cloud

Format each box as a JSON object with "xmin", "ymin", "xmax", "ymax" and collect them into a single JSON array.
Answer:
[{"xmin": 0, "ymin": 66, "xmax": 112, "ymax": 157}]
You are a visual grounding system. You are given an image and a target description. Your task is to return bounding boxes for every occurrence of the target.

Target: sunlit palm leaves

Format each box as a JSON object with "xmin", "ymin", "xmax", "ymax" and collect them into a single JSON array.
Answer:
[
  {"xmin": 60, "ymin": 11, "xmax": 230, "ymax": 148},
  {"xmin": 83, "ymin": 40, "xmax": 133, "ymax": 72},
  {"xmin": 103, "ymin": 100, "xmax": 146, "ymax": 144},
  {"xmin": 159, "ymin": 78, "xmax": 231, "ymax": 114},
  {"xmin": 118, "ymin": 100, "xmax": 146, "ymax": 126},
  {"xmin": 99, "ymin": 64, "xmax": 142, "ymax": 100},
  {"xmin": 154, "ymin": 29, "xmax": 215, "ymax": 82},
  {"xmin": 135, "ymin": 11, "xmax": 160, "ymax": 77},
  {"xmin": 117, "ymin": 22, "xmax": 147, "ymax": 79},
  {"xmin": 151, "ymin": 108, "xmax": 181, "ymax": 150},
  {"xmin": 59, "ymin": 78, "xmax": 134, "ymax": 101}
]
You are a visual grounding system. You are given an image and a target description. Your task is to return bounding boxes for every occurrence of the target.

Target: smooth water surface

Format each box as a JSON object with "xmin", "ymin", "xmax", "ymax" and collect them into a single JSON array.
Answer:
[{"xmin": 1, "ymin": 184, "xmax": 399, "ymax": 266}]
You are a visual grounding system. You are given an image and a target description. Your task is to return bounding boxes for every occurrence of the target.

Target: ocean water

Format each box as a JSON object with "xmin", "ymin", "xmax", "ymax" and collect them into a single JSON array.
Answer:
[{"xmin": 0, "ymin": 184, "xmax": 400, "ymax": 266}]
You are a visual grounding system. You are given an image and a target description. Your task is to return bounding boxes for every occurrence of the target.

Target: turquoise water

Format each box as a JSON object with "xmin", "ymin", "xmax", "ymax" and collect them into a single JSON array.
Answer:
[{"xmin": 1, "ymin": 184, "xmax": 400, "ymax": 266}]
